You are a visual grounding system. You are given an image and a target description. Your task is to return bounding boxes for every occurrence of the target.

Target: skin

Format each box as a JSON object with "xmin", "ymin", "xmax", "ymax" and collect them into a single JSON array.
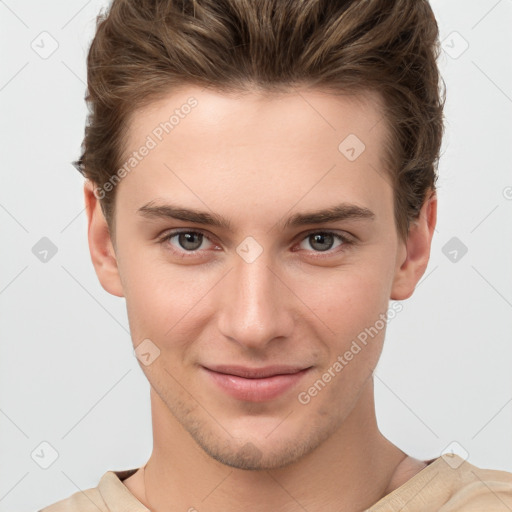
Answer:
[{"xmin": 85, "ymin": 85, "xmax": 436, "ymax": 511}]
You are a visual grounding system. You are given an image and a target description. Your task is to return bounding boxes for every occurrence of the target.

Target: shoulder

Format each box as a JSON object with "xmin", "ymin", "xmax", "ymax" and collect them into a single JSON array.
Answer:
[
  {"xmin": 369, "ymin": 454, "xmax": 512, "ymax": 512},
  {"xmin": 442, "ymin": 455, "xmax": 512, "ymax": 511},
  {"xmin": 38, "ymin": 484, "xmax": 105, "ymax": 512},
  {"xmin": 38, "ymin": 469, "xmax": 142, "ymax": 512}
]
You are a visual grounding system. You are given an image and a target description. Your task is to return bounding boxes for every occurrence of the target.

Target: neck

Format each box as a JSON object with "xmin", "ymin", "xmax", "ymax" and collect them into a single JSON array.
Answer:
[{"xmin": 132, "ymin": 377, "xmax": 406, "ymax": 512}]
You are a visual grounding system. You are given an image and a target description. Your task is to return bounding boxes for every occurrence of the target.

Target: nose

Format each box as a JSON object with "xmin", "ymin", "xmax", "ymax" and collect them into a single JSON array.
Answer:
[{"xmin": 216, "ymin": 248, "xmax": 295, "ymax": 352}]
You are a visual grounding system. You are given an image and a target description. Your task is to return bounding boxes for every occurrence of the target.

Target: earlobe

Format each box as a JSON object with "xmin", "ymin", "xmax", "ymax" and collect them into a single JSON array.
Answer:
[
  {"xmin": 390, "ymin": 191, "xmax": 437, "ymax": 301},
  {"xmin": 84, "ymin": 180, "xmax": 124, "ymax": 298}
]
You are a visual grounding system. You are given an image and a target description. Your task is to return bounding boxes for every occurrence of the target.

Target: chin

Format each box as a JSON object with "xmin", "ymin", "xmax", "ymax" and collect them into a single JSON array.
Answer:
[{"xmin": 186, "ymin": 415, "xmax": 334, "ymax": 471}]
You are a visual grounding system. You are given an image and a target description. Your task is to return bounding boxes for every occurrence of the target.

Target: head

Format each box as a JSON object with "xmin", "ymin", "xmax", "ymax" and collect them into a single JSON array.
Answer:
[{"xmin": 81, "ymin": 0, "xmax": 443, "ymax": 470}]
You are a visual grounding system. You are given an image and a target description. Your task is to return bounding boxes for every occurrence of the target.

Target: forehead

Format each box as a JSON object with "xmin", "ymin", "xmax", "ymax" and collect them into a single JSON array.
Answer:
[
  {"xmin": 118, "ymin": 85, "xmax": 394, "ymax": 228},
  {"xmin": 125, "ymin": 85, "xmax": 387, "ymax": 154}
]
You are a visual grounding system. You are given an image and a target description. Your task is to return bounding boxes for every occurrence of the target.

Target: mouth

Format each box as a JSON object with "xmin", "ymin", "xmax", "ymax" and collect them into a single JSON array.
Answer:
[{"xmin": 201, "ymin": 365, "xmax": 313, "ymax": 402}]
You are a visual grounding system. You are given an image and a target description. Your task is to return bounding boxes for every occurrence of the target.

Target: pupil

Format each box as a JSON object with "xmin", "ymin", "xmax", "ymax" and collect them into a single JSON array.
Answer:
[
  {"xmin": 179, "ymin": 232, "xmax": 202, "ymax": 250},
  {"xmin": 311, "ymin": 233, "xmax": 333, "ymax": 252}
]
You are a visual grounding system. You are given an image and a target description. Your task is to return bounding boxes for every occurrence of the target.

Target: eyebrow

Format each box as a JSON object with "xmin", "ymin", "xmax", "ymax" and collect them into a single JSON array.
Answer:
[{"xmin": 137, "ymin": 201, "xmax": 375, "ymax": 230}]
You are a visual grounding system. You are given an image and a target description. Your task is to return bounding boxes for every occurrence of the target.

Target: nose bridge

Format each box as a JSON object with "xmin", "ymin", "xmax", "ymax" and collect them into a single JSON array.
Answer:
[{"xmin": 217, "ymin": 247, "xmax": 293, "ymax": 349}]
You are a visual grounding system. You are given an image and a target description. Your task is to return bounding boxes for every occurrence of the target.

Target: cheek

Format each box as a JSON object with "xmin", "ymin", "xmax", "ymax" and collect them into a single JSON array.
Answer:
[
  {"xmin": 121, "ymin": 256, "xmax": 213, "ymax": 349},
  {"xmin": 297, "ymin": 274, "xmax": 390, "ymax": 412},
  {"xmin": 292, "ymin": 264, "xmax": 392, "ymax": 341}
]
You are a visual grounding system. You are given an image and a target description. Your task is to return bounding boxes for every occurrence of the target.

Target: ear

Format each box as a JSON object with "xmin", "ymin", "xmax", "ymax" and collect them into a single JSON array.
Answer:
[
  {"xmin": 390, "ymin": 190, "xmax": 437, "ymax": 300},
  {"xmin": 84, "ymin": 180, "xmax": 124, "ymax": 297}
]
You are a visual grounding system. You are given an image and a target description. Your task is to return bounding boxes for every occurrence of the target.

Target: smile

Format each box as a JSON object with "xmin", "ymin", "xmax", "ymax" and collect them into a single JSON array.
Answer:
[{"xmin": 201, "ymin": 365, "xmax": 313, "ymax": 402}]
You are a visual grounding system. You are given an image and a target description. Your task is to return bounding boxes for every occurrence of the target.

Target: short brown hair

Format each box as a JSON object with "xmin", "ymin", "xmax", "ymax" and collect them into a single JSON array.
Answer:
[{"xmin": 75, "ymin": 0, "xmax": 445, "ymax": 243}]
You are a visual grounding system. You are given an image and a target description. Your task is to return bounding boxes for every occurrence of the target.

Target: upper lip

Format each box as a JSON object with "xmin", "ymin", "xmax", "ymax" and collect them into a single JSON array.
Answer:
[{"xmin": 203, "ymin": 365, "xmax": 311, "ymax": 379}]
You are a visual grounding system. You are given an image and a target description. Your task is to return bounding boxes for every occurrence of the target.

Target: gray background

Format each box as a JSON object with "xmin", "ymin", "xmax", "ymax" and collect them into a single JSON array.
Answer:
[{"xmin": 1, "ymin": 0, "xmax": 511, "ymax": 510}]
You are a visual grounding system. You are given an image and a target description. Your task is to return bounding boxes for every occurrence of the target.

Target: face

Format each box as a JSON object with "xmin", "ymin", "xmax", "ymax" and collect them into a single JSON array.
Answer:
[{"xmin": 91, "ymin": 85, "xmax": 421, "ymax": 471}]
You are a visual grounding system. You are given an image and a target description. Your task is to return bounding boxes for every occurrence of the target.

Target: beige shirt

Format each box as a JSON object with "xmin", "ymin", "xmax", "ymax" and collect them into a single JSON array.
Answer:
[{"xmin": 39, "ymin": 454, "xmax": 512, "ymax": 511}]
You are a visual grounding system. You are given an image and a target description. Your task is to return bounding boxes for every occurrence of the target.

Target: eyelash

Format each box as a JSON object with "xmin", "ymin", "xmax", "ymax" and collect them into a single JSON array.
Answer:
[{"xmin": 157, "ymin": 229, "xmax": 355, "ymax": 260}]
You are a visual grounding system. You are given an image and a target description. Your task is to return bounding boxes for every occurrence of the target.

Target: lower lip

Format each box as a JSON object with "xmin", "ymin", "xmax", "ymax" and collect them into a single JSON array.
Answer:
[{"xmin": 202, "ymin": 367, "xmax": 311, "ymax": 402}]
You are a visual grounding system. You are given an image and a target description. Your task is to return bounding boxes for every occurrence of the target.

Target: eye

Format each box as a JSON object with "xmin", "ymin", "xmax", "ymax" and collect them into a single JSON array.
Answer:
[
  {"xmin": 296, "ymin": 231, "xmax": 353, "ymax": 255},
  {"xmin": 158, "ymin": 228, "xmax": 355, "ymax": 260},
  {"xmin": 158, "ymin": 229, "xmax": 216, "ymax": 256}
]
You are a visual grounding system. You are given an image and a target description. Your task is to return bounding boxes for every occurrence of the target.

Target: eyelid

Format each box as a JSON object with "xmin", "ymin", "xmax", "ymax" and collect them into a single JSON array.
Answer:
[
  {"xmin": 292, "ymin": 229, "xmax": 355, "ymax": 259},
  {"xmin": 297, "ymin": 228, "xmax": 356, "ymax": 244}
]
